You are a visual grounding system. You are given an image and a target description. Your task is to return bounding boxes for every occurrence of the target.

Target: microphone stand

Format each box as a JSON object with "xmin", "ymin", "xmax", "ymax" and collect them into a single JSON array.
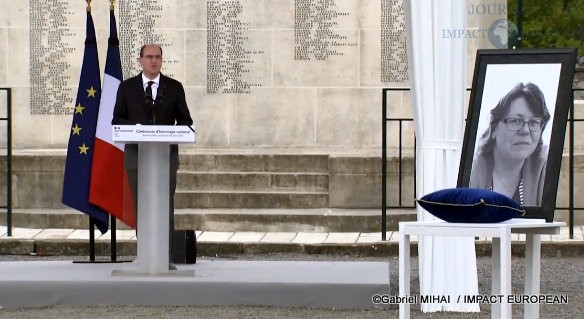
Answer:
[
  {"xmin": 151, "ymin": 101, "xmax": 156, "ymax": 125},
  {"xmin": 153, "ymin": 86, "xmax": 166, "ymax": 125}
]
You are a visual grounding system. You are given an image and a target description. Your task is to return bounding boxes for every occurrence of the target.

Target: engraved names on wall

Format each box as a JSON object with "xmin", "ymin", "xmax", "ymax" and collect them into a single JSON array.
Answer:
[
  {"xmin": 206, "ymin": 0, "xmax": 263, "ymax": 94},
  {"xmin": 27, "ymin": 0, "xmax": 409, "ymax": 109},
  {"xmin": 29, "ymin": 0, "xmax": 76, "ymax": 115},
  {"xmin": 294, "ymin": 0, "xmax": 356, "ymax": 61},
  {"xmin": 381, "ymin": 0, "xmax": 408, "ymax": 83},
  {"xmin": 118, "ymin": 0, "xmax": 171, "ymax": 80}
]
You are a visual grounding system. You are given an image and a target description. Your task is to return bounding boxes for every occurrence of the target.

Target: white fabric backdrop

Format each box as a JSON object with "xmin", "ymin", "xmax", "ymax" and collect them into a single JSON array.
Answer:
[{"xmin": 405, "ymin": 0, "xmax": 480, "ymax": 313}]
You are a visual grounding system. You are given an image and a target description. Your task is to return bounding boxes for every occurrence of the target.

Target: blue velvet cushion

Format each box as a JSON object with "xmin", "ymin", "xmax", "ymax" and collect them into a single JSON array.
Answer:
[{"xmin": 416, "ymin": 188, "xmax": 525, "ymax": 223}]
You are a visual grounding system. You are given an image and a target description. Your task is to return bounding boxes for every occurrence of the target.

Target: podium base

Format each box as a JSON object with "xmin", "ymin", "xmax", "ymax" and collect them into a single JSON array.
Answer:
[
  {"xmin": 110, "ymin": 269, "xmax": 194, "ymax": 277},
  {"xmin": 173, "ymin": 229, "xmax": 197, "ymax": 264}
]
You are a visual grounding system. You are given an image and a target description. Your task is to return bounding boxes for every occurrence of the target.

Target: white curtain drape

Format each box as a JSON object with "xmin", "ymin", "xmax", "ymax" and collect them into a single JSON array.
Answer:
[{"xmin": 405, "ymin": 0, "xmax": 480, "ymax": 313}]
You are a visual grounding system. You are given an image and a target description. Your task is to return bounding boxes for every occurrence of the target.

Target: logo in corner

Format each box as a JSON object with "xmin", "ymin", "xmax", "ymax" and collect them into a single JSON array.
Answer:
[{"xmin": 488, "ymin": 19, "xmax": 519, "ymax": 49}]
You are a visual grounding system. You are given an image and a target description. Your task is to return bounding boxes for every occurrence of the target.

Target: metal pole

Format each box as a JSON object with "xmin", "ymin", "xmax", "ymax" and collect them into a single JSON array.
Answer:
[
  {"xmin": 381, "ymin": 89, "xmax": 387, "ymax": 241},
  {"xmin": 111, "ymin": 215, "xmax": 117, "ymax": 261},
  {"xmin": 516, "ymin": 0, "xmax": 523, "ymax": 48},
  {"xmin": 89, "ymin": 218, "xmax": 96, "ymax": 262},
  {"xmin": 569, "ymin": 89, "xmax": 575, "ymax": 239},
  {"xmin": 6, "ymin": 88, "xmax": 12, "ymax": 237}
]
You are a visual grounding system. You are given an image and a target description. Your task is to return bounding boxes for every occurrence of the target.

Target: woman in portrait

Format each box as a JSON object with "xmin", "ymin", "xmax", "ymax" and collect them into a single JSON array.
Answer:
[{"xmin": 470, "ymin": 82, "xmax": 551, "ymax": 206}]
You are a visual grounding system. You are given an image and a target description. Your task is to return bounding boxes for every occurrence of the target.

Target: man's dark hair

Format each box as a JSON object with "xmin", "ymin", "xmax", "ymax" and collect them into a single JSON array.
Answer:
[{"xmin": 139, "ymin": 44, "xmax": 163, "ymax": 57}]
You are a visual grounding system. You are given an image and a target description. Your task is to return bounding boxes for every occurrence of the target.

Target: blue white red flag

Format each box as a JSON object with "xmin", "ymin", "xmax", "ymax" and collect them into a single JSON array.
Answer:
[
  {"xmin": 62, "ymin": 9, "xmax": 109, "ymax": 234},
  {"xmin": 89, "ymin": 7, "xmax": 136, "ymax": 228}
]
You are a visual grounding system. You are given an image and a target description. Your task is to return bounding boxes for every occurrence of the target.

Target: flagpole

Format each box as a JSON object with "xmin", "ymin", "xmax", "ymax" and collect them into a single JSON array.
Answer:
[
  {"xmin": 87, "ymin": 0, "xmax": 97, "ymax": 264},
  {"xmin": 108, "ymin": 0, "xmax": 118, "ymax": 265},
  {"xmin": 89, "ymin": 218, "xmax": 96, "ymax": 262},
  {"xmin": 68, "ymin": 0, "xmax": 128, "ymax": 264}
]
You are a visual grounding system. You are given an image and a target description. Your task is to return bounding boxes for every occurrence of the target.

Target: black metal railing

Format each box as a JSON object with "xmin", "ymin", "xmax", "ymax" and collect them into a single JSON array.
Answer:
[
  {"xmin": 381, "ymin": 88, "xmax": 415, "ymax": 240},
  {"xmin": 0, "ymin": 87, "xmax": 12, "ymax": 237},
  {"xmin": 563, "ymin": 88, "xmax": 583, "ymax": 238},
  {"xmin": 382, "ymin": 87, "xmax": 583, "ymax": 239}
]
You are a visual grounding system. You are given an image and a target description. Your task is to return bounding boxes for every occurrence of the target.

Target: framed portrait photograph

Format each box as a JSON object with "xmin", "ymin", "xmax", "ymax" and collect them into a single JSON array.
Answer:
[{"xmin": 458, "ymin": 48, "xmax": 578, "ymax": 222}]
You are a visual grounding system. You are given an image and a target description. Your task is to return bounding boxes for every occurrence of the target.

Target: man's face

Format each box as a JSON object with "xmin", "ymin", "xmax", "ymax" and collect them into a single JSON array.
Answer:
[{"xmin": 139, "ymin": 45, "xmax": 162, "ymax": 78}]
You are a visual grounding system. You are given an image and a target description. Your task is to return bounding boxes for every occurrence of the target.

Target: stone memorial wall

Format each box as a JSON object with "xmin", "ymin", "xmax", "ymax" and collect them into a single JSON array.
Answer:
[{"xmin": 0, "ymin": 0, "xmax": 504, "ymax": 150}]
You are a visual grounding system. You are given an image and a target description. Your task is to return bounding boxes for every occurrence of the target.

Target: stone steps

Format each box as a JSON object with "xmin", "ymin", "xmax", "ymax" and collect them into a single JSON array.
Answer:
[
  {"xmin": 0, "ymin": 208, "xmax": 417, "ymax": 233},
  {"xmin": 175, "ymin": 154, "xmax": 332, "ymax": 208},
  {"xmin": 178, "ymin": 153, "xmax": 330, "ymax": 173},
  {"xmin": 177, "ymin": 171, "xmax": 329, "ymax": 191},
  {"xmin": 175, "ymin": 190, "xmax": 329, "ymax": 209},
  {"xmin": 3, "ymin": 151, "xmax": 584, "ymax": 216},
  {"xmin": 0, "ymin": 151, "xmax": 418, "ymax": 210}
]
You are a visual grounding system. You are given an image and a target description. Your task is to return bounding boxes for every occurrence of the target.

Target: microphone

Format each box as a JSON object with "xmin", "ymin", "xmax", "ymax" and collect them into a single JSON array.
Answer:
[
  {"xmin": 145, "ymin": 81, "xmax": 154, "ymax": 105},
  {"xmin": 156, "ymin": 84, "xmax": 167, "ymax": 104},
  {"xmin": 151, "ymin": 84, "xmax": 166, "ymax": 125}
]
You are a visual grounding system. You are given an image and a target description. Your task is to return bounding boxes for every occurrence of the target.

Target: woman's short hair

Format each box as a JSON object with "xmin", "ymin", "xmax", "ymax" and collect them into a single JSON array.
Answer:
[{"xmin": 476, "ymin": 82, "xmax": 551, "ymax": 155}]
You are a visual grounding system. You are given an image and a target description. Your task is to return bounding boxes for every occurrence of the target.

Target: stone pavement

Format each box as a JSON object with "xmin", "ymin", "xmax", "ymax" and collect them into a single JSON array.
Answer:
[{"xmin": 1, "ymin": 224, "xmax": 583, "ymax": 257}]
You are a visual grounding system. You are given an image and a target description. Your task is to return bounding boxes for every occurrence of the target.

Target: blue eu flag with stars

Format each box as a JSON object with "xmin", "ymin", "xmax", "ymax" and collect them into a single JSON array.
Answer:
[{"xmin": 62, "ymin": 10, "xmax": 109, "ymax": 234}]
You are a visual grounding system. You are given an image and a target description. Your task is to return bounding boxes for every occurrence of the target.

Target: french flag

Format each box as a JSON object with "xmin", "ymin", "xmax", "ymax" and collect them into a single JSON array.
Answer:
[{"xmin": 89, "ymin": 8, "xmax": 136, "ymax": 228}]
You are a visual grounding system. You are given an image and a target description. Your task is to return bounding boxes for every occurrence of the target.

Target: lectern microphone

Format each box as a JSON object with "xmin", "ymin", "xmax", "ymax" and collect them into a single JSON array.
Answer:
[{"xmin": 156, "ymin": 84, "xmax": 167, "ymax": 104}]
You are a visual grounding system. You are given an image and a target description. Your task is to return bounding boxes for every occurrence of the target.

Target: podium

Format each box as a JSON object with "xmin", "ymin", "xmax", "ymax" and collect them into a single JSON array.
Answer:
[{"xmin": 111, "ymin": 125, "xmax": 195, "ymax": 276}]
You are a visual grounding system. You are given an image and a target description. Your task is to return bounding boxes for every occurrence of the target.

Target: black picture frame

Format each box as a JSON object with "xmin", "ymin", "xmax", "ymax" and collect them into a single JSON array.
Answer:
[{"xmin": 458, "ymin": 48, "xmax": 578, "ymax": 222}]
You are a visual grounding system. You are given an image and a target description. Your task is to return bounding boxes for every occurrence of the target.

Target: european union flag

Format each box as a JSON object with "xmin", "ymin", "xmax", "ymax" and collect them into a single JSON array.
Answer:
[{"xmin": 62, "ymin": 9, "xmax": 109, "ymax": 234}]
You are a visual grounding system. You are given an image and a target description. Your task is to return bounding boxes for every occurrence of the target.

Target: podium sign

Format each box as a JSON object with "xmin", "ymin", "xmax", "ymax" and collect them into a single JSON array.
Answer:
[
  {"xmin": 111, "ymin": 125, "xmax": 194, "ymax": 277},
  {"xmin": 112, "ymin": 125, "xmax": 195, "ymax": 143}
]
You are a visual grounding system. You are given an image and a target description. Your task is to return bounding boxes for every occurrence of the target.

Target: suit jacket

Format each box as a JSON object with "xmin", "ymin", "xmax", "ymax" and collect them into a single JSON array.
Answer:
[{"xmin": 112, "ymin": 72, "xmax": 193, "ymax": 170}]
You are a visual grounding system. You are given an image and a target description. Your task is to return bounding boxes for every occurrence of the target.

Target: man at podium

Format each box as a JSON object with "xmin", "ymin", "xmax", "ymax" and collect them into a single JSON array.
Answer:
[{"xmin": 112, "ymin": 44, "xmax": 193, "ymax": 268}]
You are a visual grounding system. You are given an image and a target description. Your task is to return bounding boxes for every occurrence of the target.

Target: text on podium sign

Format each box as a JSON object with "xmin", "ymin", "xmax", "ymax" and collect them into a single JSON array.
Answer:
[{"xmin": 112, "ymin": 125, "xmax": 196, "ymax": 143}]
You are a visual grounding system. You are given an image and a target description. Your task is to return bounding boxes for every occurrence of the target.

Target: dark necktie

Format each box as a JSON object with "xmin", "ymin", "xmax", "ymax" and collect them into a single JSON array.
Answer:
[{"xmin": 145, "ymin": 81, "xmax": 154, "ymax": 104}]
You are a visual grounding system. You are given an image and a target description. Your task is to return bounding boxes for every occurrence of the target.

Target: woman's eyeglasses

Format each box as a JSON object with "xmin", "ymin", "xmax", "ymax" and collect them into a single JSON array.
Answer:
[{"xmin": 501, "ymin": 118, "xmax": 543, "ymax": 131}]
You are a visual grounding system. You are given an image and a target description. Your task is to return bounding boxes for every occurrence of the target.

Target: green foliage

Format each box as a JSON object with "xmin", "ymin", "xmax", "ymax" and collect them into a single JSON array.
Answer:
[{"xmin": 507, "ymin": 0, "xmax": 584, "ymax": 56}]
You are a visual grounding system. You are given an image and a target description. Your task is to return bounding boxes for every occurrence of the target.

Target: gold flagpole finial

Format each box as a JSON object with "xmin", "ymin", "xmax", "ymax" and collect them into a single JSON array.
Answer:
[
  {"xmin": 110, "ymin": 0, "xmax": 116, "ymax": 10},
  {"xmin": 86, "ymin": 0, "xmax": 92, "ymax": 12}
]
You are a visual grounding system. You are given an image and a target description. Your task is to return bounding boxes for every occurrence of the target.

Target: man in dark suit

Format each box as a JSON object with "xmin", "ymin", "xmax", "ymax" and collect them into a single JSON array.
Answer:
[{"xmin": 112, "ymin": 44, "xmax": 193, "ymax": 269}]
